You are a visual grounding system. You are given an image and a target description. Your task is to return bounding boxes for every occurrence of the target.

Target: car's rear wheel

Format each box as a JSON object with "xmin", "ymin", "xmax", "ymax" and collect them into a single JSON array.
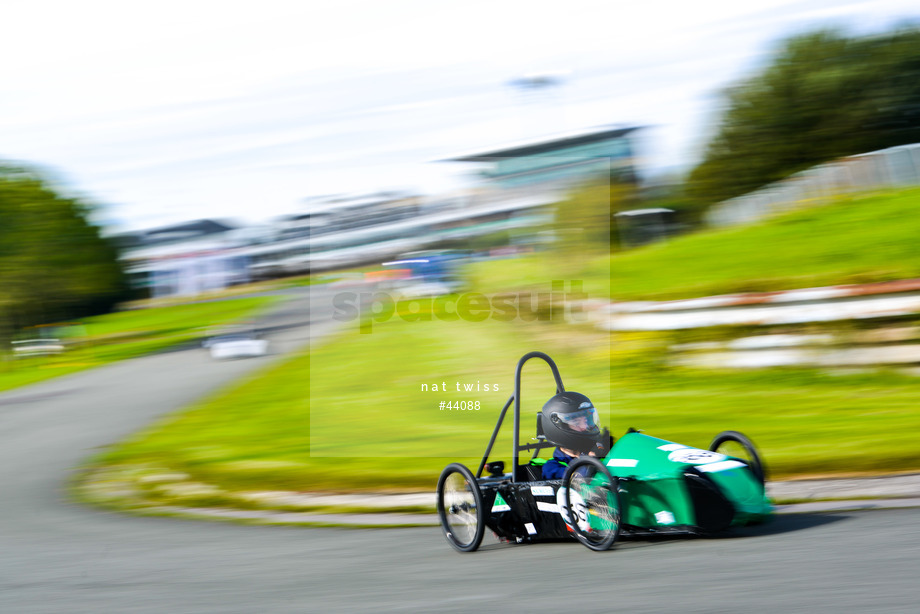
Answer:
[
  {"xmin": 436, "ymin": 463, "xmax": 485, "ymax": 552},
  {"xmin": 562, "ymin": 457, "xmax": 621, "ymax": 551},
  {"xmin": 709, "ymin": 430, "xmax": 766, "ymax": 485}
]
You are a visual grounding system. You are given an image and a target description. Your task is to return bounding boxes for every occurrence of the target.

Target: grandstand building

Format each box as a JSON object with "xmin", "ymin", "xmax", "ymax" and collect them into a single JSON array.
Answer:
[
  {"xmin": 118, "ymin": 126, "xmax": 643, "ymax": 295},
  {"xmin": 442, "ymin": 125, "xmax": 641, "ymax": 191}
]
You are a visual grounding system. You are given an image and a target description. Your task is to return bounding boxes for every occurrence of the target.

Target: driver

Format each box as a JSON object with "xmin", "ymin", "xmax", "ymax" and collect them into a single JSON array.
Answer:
[{"xmin": 540, "ymin": 391, "xmax": 609, "ymax": 480}]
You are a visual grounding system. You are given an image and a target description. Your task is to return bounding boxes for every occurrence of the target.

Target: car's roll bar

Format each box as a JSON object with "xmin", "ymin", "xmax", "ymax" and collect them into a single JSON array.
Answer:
[{"xmin": 476, "ymin": 351, "xmax": 565, "ymax": 482}]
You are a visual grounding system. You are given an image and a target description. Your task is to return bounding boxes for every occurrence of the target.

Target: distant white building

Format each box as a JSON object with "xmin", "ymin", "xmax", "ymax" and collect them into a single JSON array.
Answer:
[
  {"xmin": 247, "ymin": 190, "xmax": 554, "ymax": 275},
  {"xmin": 117, "ymin": 220, "xmax": 251, "ymax": 298}
]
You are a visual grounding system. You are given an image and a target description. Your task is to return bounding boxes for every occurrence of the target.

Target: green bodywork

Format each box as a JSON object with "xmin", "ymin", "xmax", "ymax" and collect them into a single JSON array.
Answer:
[{"xmin": 602, "ymin": 432, "xmax": 772, "ymax": 529}]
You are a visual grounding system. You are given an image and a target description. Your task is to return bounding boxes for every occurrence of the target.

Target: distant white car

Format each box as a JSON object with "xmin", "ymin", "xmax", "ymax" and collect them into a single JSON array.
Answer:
[
  {"xmin": 204, "ymin": 333, "xmax": 268, "ymax": 360},
  {"xmin": 12, "ymin": 338, "xmax": 65, "ymax": 357}
]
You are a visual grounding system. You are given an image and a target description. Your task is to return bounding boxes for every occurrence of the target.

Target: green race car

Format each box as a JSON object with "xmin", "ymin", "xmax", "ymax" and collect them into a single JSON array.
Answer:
[{"xmin": 437, "ymin": 351, "xmax": 772, "ymax": 552}]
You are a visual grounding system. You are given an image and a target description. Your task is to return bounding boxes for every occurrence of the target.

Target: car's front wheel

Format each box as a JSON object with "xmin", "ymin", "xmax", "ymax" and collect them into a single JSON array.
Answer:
[
  {"xmin": 709, "ymin": 430, "xmax": 767, "ymax": 485},
  {"xmin": 562, "ymin": 457, "xmax": 621, "ymax": 552},
  {"xmin": 436, "ymin": 463, "xmax": 485, "ymax": 552}
]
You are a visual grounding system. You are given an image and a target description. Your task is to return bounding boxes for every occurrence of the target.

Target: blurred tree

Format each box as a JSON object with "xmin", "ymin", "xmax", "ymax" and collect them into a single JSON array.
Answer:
[
  {"xmin": 688, "ymin": 27, "xmax": 920, "ymax": 205},
  {"xmin": 0, "ymin": 164, "xmax": 128, "ymax": 344},
  {"xmin": 639, "ymin": 172, "xmax": 704, "ymax": 226},
  {"xmin": 551, "ymin": 180, "xmax": 639, "ymax": 263}
]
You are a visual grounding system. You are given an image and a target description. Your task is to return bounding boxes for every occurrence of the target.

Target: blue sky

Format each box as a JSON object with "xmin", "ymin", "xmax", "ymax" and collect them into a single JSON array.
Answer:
[{"xmin": 2, "ymin": 0, "xmax": 918, "ymax": 231}]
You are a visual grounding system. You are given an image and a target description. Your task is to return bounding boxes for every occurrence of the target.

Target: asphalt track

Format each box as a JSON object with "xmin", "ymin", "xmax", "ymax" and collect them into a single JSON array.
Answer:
[{"xmin": 1, "ymin": 286, "xmax": 918, "ymax": 613}]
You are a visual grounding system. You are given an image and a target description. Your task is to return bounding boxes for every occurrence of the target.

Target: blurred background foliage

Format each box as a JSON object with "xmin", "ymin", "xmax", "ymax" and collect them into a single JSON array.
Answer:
[
  {"xmin": 687, "ymin": 27, "xmax": 920, "ymax": 205},
  {"xmin": 0, "ymin": 164, "xmax": 129, "ymax": 345},
  {"xmin": 552, "ymin": 181, "xmax": 635, "ymax": 254}
]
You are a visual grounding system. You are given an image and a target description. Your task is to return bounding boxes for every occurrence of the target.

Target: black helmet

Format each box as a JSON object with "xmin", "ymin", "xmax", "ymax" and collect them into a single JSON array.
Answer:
[{"xmin": 540, "ymin": 391, "xmax": 609, "ymax": 455}]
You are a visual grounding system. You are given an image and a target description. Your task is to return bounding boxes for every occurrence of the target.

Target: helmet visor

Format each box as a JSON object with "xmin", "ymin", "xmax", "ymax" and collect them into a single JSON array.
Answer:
[{"xmin": 552, "ymin": 406, "xmax": 600, "ymax": 435}]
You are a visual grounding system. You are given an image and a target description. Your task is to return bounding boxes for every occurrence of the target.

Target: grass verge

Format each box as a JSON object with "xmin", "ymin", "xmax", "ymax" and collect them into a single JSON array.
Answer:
[
  {"xmin": 468, "ymin": 187, "xmax": 920, "ymax": 300},
  {"xmin": 78, "ymin": 315, "xmax": 920, "ymax": 515},
  {"xmin": 0, "ymin": 294, "xmax": 280, "ymax": 393}
]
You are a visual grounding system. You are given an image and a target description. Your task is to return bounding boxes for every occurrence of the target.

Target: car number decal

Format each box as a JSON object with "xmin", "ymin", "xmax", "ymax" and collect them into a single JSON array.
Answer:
[
  {"xmin": 667, "ymin": 448, "xmax": 727, "ymax": 465},
  {"xmin": 555, "ymin": 488, "xmax": 590, "ymax": 531}
]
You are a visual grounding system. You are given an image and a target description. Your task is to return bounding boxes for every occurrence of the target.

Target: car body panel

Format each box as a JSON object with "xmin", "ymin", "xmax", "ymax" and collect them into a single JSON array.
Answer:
[{"xmin": 604, "ymin": 432, "xmax": 772, "ymax": 527}]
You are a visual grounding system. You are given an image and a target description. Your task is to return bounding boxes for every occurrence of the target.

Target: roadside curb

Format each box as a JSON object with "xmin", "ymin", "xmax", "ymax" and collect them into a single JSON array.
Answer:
[
  {"xmin": 775, "ymin": 497, "xmax": 920, "ymax": 515},
  {"xmin": 96, "ymin": 473, "xmax": 920, "ymax": 528},
  {"xmin": 767, "ymin": 472, "xmax": 920, "ymax": 501},
  {"xmin": 131, "ymin": 496, "xmax": 920, "ymax": 529},
  {"xmin": 144, "ymin": 505, "xmax": 440, "ymax": 527}
]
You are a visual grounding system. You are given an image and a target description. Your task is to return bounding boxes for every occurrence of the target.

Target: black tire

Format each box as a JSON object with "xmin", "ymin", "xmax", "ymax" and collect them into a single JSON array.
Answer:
[
  {"xmin": 436, "ymin": 463, "xmax": 485, "ymax": 553},
  {"xmin": 709, "ymin": 430, "xmax": 767, "ymax": 485},
  {"xmin": 562, "ymin": 457, "xmax": 621, "ymax": 551}
]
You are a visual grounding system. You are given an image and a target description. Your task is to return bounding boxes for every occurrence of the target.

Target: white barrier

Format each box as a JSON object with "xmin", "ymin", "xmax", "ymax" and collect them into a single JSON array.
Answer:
[
  {"xmin": 707, "ymin": 144, "xmax": 920, "ymax": 227},
  {"xmin": 597, "ymin": 279, "xmax": 920, "ymax": 369}
]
